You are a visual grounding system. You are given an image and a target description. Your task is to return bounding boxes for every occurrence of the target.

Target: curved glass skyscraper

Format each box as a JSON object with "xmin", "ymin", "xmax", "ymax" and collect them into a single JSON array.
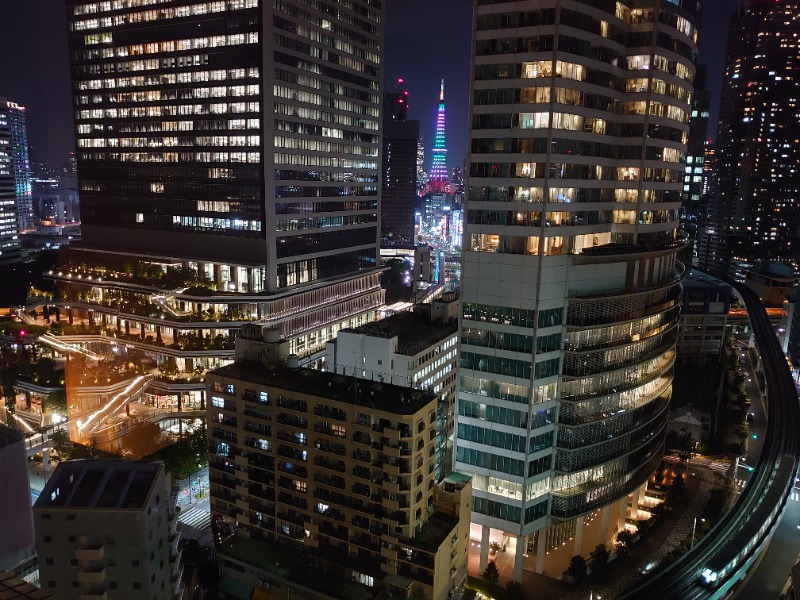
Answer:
[{"xmin": 456, "ymin": 0, "xmax": 700, "ymax": 580}]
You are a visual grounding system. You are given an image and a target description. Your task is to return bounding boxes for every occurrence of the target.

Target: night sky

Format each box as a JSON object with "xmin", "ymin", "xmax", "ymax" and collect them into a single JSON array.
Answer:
[{"xmin": 0, "ymin": 0, "xmax": 735, "ymax": 171}]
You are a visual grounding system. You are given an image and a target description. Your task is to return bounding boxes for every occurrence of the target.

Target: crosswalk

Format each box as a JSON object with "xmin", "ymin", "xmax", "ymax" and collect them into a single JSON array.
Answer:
[
  {"xmin": 709, "ymin": 460, "xmax": 730, "ymax": 476},
  {"xmin": 179, "ymin": 505, "xmax": 211, "ymax": 531},
  {"xmin": 791, "ymin": 490, "xmax": 800, "ymax": 502}
]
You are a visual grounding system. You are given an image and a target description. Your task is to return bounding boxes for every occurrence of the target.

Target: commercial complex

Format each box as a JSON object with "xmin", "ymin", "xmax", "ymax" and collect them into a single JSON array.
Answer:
[
  {"xmin": 45, "ymin": 0, "xmax": 386, "ymax": 438},
  {"xmin": 206, "ymin": 327, "xmax": 470, "ymax": 600},
  {"xmin": 0, "ymin": 99, "xmax": 33, "ymax": 233},
  {"xmin": 457, "ymin": 0, "xmax": 699, "ymax": 580},
  {"xmin": 33, "ymin": 459, "xmax": 182, "ymax": 599},
  {"xmin": 699, "ymin": 0, "xmax": 800, "ymax": 274}
]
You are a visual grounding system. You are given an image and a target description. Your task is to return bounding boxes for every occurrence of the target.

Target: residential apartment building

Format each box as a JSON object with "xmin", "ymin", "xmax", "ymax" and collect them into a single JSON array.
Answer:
[
  {"xmin": 324, "ymin": 294, "xmax": 460, "ymax": 480},
  {"xmin": 699, "ymin": 1, "xmax": 800, "ymax": 274},
  {"xmin": 33, "ymin": 459, "xmax": 182, "ymax": 599},
  {"xmin": 47, "ymin": 0, "xmax": 386, "ymax": 438},
  {"xmin": 206, "ymin": 330, "xmax": 470, "ymax": 600},
  {"xmin": 458, "ymin": 0, "xmax": 699, "ymax": 580}
]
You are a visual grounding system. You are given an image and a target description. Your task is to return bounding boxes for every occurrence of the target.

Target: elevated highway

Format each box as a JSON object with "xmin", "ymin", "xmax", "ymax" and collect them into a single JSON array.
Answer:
[{"xmin": 620, "ymin": 274, "xmax": 800, "ymax": 600}]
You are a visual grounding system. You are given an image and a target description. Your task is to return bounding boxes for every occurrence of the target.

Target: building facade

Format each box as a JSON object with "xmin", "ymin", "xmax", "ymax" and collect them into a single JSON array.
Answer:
[
  {"xmin": 0, "ymin": 99, "xmax": 33, "ymax": 233},
  {"xmin": 33, "ymin": 459, "xmax": 182, "ymax": 599},
  {"xmin": 382, "ymin": 86, "xmax": 420, "ymax": 247},
  {"xmin": 0, "ymin": 109, "xmax": 21, "ymax": 262},
  {"xmin": 324, "ymin": 294, "xmax": 460, "ymax": 480},
  {"xmin": 205, "ymin": 331, "xmax": 470, "ymax": 600},
  {"xmin": 699, "ymin": 0, "xmax": 800, "ymax": 274},
  {"xmin": 0, "ymin": 426, "xmax": 36, "ymax": 577},
  {"xmin": 46, "ymin": 0, "xmax": 387, "ymax": 437},
  {"xmin": 457, "ymin": 0, "xmax": 699, "ymax": 580},
  {"xmin": 678, "ymin": 271, "xmax": 731, "ymax": 363}
]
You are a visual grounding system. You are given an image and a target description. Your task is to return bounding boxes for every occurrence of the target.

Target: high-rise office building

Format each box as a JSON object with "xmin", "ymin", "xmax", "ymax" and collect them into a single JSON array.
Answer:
[
  {"xmin": 0, "ymin": 99, "xmax": 33, "ymax": 233},
  {"xmin": 699, "ymin": 0, "xmax": 800, "ymax": 274},
  {"xmin": 0, "ymin": 109, "xmax": 21, "ymax": 262},
  {"xmin": 682, "ymin": 65, "xmax": 709, "ymax": 204},
  {"xmin": 457, "ymin": 0, "xmax": 699, "ymax": 580},
  {"xmin": 382, "ymin": 83, "xmax": 419, "ymax": 247},
  {"xmin": 51, "ymin": 0, "xmax": 386, "ymax": 413},
  {"xmin": 34, "ymin": 459, "xmax": 182, "ymax": 599}
]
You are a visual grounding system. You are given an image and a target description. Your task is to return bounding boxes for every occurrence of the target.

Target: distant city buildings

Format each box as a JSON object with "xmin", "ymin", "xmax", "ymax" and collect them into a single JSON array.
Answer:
[
  {"xmin": 382, "ymin": 82, "xmax": 419, "ymax": 248},
  {"xmin": 0, "ymin": 108, "xmax": 21, "ymax": 262},
  {"xmin": 700, "ymin": 0, "xmax": 800, "ymax": 274},
  {"xmin": 0, "ymin": 99, "xmax": 33, "ymax": 233},
  {"xmin": 682, "ymin": 65, "xmax": 710, "ymax": 205},
  {"xmin": 458, "ymin": 0, "xmax": 699, "ymax": 581},
  {"xmin": 34, "ymin": 459, "xmax": 182, "ymax": 599}
]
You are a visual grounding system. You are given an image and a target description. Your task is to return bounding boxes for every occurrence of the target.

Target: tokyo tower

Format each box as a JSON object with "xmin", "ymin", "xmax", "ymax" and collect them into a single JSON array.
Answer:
[{"xmin": 426, "ymin": 79, "xmax": 453, "ymax": 195}]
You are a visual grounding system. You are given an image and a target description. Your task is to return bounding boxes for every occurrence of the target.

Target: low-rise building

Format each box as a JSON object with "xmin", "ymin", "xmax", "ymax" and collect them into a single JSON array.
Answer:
[
  {"xmin": 206, "ymin": 336, "xmax": 470, "ymax": 600},
  {"xmin": 667, "ymin": 404, "xmax": 711, "ymax": 444},
  {"xmin": 678, "ymin": 271, "xmax": 732, "ymax": 363},
  {"xmin": 33, "ymin": 459, "xmax": 183, "ymax": 599}
]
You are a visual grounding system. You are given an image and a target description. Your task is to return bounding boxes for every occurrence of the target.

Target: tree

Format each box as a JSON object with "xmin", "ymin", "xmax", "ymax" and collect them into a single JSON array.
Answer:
[
  {"xmin": 615, "ymin": 530, "xmax": 634, "ymax": 559},
  {"xmin": 588, "ymin": 544, "xmax": 610, "ymax": 575},
  {"xmin": 482, "ymin": 560, "xmax": 499, "ymax": 584},
  {"xmin": 566, "ymin": 555, "xmax": 587, "ymax": 581},
  {"xmin": 506, "ymin": 581, "xmax": 523, "ymax": 600}
]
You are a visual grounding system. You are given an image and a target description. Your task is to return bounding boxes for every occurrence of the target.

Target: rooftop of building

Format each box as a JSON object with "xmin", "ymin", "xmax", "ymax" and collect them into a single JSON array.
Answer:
[
  {"xmin": 211, "ymin": 361, "xmax": 438, "ymax": 415},
  {"xmin": 339, "ymin": 306, "xmax": 458, "ymax": 356},
  {"xmin": 0, "ymin": 571, "xmax": 52, "ymax": 599},
  {"xmin": 0, "ymin": 424, "xmax": 26, "ymax": 449},
  {"xmin": 34, "ymin": 459, "xmax": 161, "ymax": 511},
  {"xmin": 683, "ymin": 270, "xmax": 731, "ymax": 291}
]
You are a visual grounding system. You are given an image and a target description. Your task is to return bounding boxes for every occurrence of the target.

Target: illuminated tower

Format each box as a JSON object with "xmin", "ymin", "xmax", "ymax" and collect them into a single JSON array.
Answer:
[{"xmin": 429, "ymin": 80, "xmax": 452, "ymax": 194}]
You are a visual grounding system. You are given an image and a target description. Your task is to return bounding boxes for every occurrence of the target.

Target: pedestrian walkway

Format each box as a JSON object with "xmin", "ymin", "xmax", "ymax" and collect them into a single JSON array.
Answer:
[
  {"xmin": 595, "ymin": 468, "xmax": 714, "ymax": 599},
  {"xmin": 179, "ymin": 504, "xmax": 211, "ymax": 530}
]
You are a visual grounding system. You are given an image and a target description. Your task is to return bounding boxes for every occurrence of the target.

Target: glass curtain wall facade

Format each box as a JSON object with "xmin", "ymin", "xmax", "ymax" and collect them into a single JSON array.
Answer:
[
  {"xmin": 456, "ymin": 0, "xmax": 699, "ymax": 580},
  {"xmin": 0, "ymin": 100, "xmax": 33, "ymax": 234},
  {"xmin": 59, "ymin": 0, "xmax": 385, "ymax": 371},
  {"xmin": 0, "ymin": 111, "xmax": 21, "ymax": 261},
  {"xmin": 65, "ymin": 0, "xmax": 382, "ymax": 291}
]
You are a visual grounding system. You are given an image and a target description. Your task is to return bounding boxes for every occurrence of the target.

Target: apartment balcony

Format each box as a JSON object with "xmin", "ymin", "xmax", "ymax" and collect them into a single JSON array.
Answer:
[
  {"xmin": 382, "ymin": 462, "xmax": 400, "ymax": 477},
  {"xmin": 383, "ymin": 427, "xmax": 401, "ymax": 442},
  {"xmin": 77, "ymin": 568, "xmax": 106, "ymax": 584},
  {"xmin": 75, "ymin": 546, "xmax": 104, "ymax": 561}
]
